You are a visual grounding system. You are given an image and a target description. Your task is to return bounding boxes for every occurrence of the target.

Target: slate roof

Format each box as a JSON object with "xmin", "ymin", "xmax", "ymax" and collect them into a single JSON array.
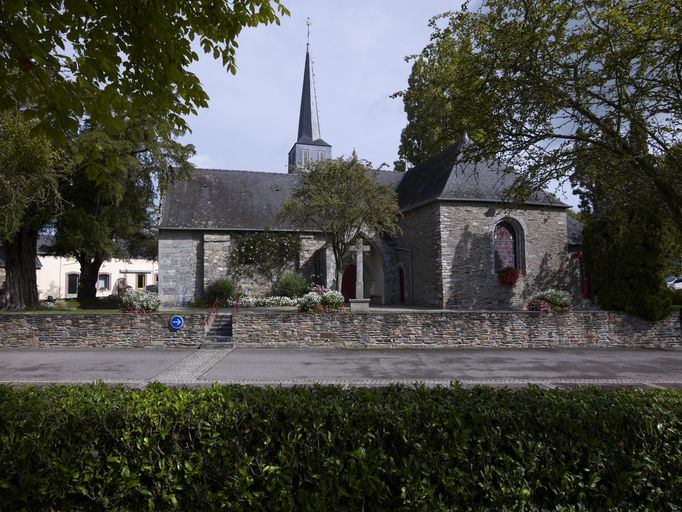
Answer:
[
  {"xmin": 397, "ymin": 139, "xmax": 568, "ymax": 211},
  {"xmin": 160, "ymin": 144, "xmax": 572, "ymax": 234},
  {"xmin": 159, "ymin": 168, "xmax": 403, "ymax": 232},
  {"xmin": 295, "ymin": 49, "xmax": 331, "ymax": 147}
]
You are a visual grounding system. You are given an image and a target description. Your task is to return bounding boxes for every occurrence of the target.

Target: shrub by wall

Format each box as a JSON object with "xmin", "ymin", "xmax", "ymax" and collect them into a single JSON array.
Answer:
[{"xmin": 1, "ymin": 383, "xmax": 681, "ymax": 511}]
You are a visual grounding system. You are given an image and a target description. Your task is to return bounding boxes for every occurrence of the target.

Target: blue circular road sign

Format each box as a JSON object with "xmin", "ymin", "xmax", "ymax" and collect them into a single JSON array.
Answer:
[{"xmin": 169, "ymin": 315, "xmax": 185, "ymax": 330}]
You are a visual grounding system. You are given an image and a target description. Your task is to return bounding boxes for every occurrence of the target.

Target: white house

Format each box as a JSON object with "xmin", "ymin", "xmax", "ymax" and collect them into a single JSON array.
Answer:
[{"xmin": 36, "ymin": 255, "xmax": 158, "ymax": 300}]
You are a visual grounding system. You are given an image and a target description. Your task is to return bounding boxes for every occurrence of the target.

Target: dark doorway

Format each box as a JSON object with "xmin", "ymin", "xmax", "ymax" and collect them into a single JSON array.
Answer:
[
  {"xmin": 399, "ymin": 267, "xmax": 405, "ymax": 304},
  {"xmin": 341, "ymin": 265, "xmax": 356, "ymax": 302}
]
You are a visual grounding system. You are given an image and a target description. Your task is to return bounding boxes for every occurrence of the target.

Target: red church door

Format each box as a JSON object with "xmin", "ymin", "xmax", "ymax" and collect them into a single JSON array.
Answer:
[{"xmin": 341, "ymin": 265, "xmax": 356, "ymax": 302}]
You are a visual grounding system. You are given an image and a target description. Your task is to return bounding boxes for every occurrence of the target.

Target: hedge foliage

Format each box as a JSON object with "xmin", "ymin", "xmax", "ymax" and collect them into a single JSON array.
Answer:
[{"xmin": 1, "ymin": 384, "xmax": 681, "ymax": 511}]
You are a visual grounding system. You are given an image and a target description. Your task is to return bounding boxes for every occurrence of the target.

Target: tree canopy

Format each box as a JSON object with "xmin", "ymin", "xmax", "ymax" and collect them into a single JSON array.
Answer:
[
  {"xmin": 0, "ymin": 0, "xmax": 288, "ymax": 147},
  {"xmin": 396, "ymin": 0, "xmax": 682, "ymax": 233},
  {"xmin": 279, "ymin": 156, "xmax": 401, "ymax": 289},
  {"xmin": 51, "ymin": 118, "xmax": 194, "ymax": 300},
  {"xmin": 574, "ymin": 130, "xmax": 680, "ymax": 320},
  {"xmin": 0, "ymin": 111, "xmax": 65, "ymax": 308}
]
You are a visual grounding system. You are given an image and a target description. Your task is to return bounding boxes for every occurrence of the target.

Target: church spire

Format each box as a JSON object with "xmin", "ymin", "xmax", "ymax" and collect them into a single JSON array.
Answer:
[
  {"xmin": 296, "ymin": 44, "xmax": 321, "ymax": 143},
  {"xmin": 288, "ymin": 19, "xmax": 332, "ymax": 172}
]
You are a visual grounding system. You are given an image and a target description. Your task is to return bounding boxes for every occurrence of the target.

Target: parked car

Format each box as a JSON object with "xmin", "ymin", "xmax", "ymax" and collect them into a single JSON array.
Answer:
[{"xmin": 670, "ymin": 277, "xmax": 682, "ymax": 290}]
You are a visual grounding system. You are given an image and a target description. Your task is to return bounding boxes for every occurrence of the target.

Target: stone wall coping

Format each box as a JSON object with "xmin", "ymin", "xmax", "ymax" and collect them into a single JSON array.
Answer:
[{"xmin": 231, "ymin": 308, "xmax": 675, "ymax": 319}]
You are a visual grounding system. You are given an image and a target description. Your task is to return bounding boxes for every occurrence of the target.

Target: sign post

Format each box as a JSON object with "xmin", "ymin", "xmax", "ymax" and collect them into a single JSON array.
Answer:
[{"xmin": 169, "ymin": 315, "xmax": 185, "ymax": 330}]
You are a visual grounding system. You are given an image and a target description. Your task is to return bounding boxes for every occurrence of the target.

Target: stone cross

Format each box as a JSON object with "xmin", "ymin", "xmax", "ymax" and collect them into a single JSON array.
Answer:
[{"xmin": 351, "ymin": 237, "xmax": 370, "ymax": 299}]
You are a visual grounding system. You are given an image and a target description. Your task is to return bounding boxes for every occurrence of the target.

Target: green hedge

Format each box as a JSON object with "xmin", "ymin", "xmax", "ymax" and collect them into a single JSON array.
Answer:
[{"xmin": 1, "ymin": 384, "xmax": 681, "ymax": 511}]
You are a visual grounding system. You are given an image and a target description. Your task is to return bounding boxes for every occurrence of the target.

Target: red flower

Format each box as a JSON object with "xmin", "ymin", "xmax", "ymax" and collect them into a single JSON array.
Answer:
[{"xmin": 498, "ymin": 266, "xmax": 521, "ymax": 286}]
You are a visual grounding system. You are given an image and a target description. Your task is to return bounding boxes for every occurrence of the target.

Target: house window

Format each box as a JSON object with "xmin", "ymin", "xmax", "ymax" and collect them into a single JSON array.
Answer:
[
  {"xmin": 97, "ymin": 273, "xmax": 111, "ymax": 291},
  {"xmin": 494, "ymin": 222, "xmax": 517, "ymax": 272},
  {"xmin": 319, "ymin": 151, "xmax": 326, "ymax": 161},
  {"xmin": 66, "ymin": 273, "xmax": 80, "ymax": 296},
  {"xmin": 136, "ymin": 273, "xmax": 146, "ymax": 289},
  {"xmin": 302, "ymin": 149, "xmax": 310, "ymax": 165}
]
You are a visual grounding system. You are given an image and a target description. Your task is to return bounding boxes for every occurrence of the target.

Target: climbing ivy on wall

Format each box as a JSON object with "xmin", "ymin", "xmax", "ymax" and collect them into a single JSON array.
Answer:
[{"xmin": 230, "ymin": 231, "xmax": 301, "ymax": 280}]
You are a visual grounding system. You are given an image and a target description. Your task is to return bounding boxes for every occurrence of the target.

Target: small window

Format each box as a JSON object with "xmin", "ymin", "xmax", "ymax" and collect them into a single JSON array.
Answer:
[
  {"xmin": 319, "ymin": 151, "xmax": 327, "ymax": 161},
  {"xmin": 302, "ymin": 149, "xmax": 310, "ymax": 165},
  {"xmin": 136, "ymin": 274, "xmax": 146, "ymax": 289},
  {"xmin": 66, "ymin": 273, "xmax": 80, "ymax": 296},
  {"xmin": 494, "ymin": 222, "xmax": 517, "ymax": 272},
  {"xmin": 97, "ymin": 273, "xmax": 110, "ymax": 291}
]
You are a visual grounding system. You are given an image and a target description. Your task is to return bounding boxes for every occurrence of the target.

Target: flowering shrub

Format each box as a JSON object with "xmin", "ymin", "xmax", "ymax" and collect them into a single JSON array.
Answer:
[
  {"xmin": 298, "ymin": 292, "xmax": 322, "ymax": 313},
  {"xmin": 528, "ymin": 289, "xmax": 572, "ymax": 312},
  {"xmin": 214, "ymin": 291, "xmax": 345, "ymax": 312},
  {"xmin": 230, "ymin": 232, "xmax": 300, "ymax": 279},
  {"xmin": 120, "ymin": 290, "xmax": 161, "ymax": 312},
  {"xmin": 224, "ymin": 296, "xmax": 300, "ymax": 308},
  {"xmin": 498, "ymin": 266, "xmax": 521, "ymax": 286},
  {"xmin": 320, "ymin": 290, "xmax": 344, "ymax": 311},
  {"xmin": 312, "ymin": 284, "xmax": 330, "ymax": 294}
]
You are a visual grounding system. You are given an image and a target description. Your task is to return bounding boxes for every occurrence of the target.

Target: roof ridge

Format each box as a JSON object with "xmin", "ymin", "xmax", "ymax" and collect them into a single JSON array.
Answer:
[{"xmin": 193, "ymin": 168, "xmax": 293, "ymax": 176}]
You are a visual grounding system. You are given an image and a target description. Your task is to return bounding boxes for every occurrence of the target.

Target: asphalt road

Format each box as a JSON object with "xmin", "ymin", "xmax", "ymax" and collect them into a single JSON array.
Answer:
[{"xmin": 1, "ymin": 347, "xmax": 681, "ymax": 388}]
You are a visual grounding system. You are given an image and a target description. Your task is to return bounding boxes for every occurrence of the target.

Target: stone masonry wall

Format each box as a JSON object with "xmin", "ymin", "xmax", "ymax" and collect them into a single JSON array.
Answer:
[
  {"xmin": 233, "ymin": 310, "xmax": 681, "ymax": 348},
  {"xmin": 395, "ymin": 204, "xmax": 442, "ymax": 307},
  {"xmin": 1, "ymin": 310, "xmax": 679, "ymax": 349},
  {"xmin": 439, "ymin": 204, "xmax": 571, "ymax": 309},
  {"xmin": 299, "ymin": 235, "xmax": 328, "ymax": 286},
  {"xmin": 159, "ymin": 231, "xmax": 203, "ymax": 306},
  {"xmin": 203, "ymin": 234, "xmax": 231, "ymax": 290},
  {"xmin": 0, "ymin": 313, "xmax": 208, "ymax": 348}
]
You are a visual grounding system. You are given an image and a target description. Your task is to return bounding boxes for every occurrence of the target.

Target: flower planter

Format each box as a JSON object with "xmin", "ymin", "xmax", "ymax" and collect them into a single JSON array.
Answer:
[{"xmin": 498, "ymin": 266, "xmax": 521, "ymax": 286}]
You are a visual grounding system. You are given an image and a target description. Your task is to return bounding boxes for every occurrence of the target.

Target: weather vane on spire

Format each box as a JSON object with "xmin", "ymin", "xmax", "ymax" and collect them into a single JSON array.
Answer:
[{"xmin": 306, "ymin": 17, "xmax": 311, "ymax": 49}]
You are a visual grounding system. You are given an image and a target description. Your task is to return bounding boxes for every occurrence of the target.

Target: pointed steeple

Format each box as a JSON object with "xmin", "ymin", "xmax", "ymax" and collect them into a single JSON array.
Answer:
[
  {"xmin": 288, "ymin": 20, "xmax": 332, "ymax": 172},
  {"xmin": 296, "ymin": 49, "xmax": 321, "ymax": 143}
]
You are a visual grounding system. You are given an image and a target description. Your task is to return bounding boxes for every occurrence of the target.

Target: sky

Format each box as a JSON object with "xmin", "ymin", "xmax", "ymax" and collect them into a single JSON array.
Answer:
[{"xmin": 181, "ymin": 0, "xmax": 579, "ymax": 207}]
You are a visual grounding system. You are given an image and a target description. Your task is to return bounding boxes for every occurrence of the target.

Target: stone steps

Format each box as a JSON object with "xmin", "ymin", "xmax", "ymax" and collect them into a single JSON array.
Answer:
[
  {"xmin": 201, "ymin": 336, "xmax": 234, "ymax": 349},
  {"xmin": 203, "ymin": 313, "xmax": 233, "ymax": 348}
]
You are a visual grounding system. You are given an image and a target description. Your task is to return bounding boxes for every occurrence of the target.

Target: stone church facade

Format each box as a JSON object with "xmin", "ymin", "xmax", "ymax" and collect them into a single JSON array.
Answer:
[{"xmin": 158, "ymin": 47, "xmax": 582, "ymax": 308}]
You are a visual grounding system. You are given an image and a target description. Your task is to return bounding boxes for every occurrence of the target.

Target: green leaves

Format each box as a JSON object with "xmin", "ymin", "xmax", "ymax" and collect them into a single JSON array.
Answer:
[
  {"xmin": 230, "ymin": 232, "xmax": 301, "ymax": 282},
  {"xmin": 1, "ymin": 384, "xmax": 681, "ymax": 510},
  {"xmin": 0, "ymin": 0, "xmax": 289, "ymax": 145},
  {"xmin": 279, "ymin": 155, "xmax": 402, "ymax": 286},
  {"xmin": 396, "ymin": 0, "xmax": 682, "ymax": 235},
  {"xmin": 0, "ymin": 111, "xmax": 63, "ymax": 241}
]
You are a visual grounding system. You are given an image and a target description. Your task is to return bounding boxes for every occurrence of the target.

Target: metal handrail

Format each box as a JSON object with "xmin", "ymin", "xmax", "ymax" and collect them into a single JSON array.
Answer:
[{"xmin": 205, "ymin": 297, "xmax": 220, "ymax": 327}]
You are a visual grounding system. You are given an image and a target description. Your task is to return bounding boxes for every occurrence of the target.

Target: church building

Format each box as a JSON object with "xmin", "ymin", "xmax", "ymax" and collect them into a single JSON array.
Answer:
[{"xmin": 158, "ymin": 45, "xmax": 582, "ymax": 309}]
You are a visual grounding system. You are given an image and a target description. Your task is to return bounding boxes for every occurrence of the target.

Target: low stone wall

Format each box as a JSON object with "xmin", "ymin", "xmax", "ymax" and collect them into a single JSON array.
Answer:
[
  {"xmin": 0, "ymin": 313, "xmax": 208, "ymax": 348},
  {"xmin": 1, "ymin": 310, "xmax": 680, "ymax": 349},
  {"xmin": 233, "ymin": 310, "xmax": 681, "ymax": 348}
]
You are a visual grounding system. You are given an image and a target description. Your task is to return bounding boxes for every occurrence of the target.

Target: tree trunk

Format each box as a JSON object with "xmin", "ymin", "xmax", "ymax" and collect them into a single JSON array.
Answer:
[
  {"xmin": 2, "ymin": 226, "xmax": 40, "ymax": 310},
  {"xmin": 77, "ymin": 255, "xmax": 105, "ymax": 302}
]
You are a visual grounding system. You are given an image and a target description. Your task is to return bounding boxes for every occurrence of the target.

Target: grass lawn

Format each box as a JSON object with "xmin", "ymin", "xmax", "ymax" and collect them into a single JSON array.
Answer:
[{"xmin": 0, "ymin": 297, "xmax": 122, "ymax": 314}]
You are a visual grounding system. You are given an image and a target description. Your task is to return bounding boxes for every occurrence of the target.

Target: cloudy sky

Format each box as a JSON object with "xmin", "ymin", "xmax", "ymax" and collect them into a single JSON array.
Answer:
[
  {"xmin": 181, "ymin": 0, "xmax": 579, "ymax": 207},
  {"xmin": 181, "ymin": 1, "xmax": 462, "ymax": 170}
]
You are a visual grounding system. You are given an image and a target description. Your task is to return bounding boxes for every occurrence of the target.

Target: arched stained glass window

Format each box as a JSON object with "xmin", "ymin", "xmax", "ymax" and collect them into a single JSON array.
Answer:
[{"xmin": 494, "ymin": 222, "xmax": 517, "ymax": 272}]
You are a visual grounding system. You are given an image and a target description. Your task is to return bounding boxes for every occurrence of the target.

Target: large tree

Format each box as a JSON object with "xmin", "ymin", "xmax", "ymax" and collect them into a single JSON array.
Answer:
[
  {"xmin": 0, "ymin": 0, "xmax": 287, "ymax": 308},
  {"xmin": 0, "ymin": 0, "xmax": 288, "ymax": 149},
  {"xmin": 279, "ymin": 156, "xmax": 401, "ymax": 290},
  {"xmin": 51, "ymin": 118, "xmax": 194, "ymax": 301},
  {"xmin": 574, "ymin": 127, "xmax": 680, "ymax": 320},
  {"xmin": 0, "ymin": 111, "xmax": 65, "ymax": 309},
  {"xmin": 396, "ymin": 0, "xmax": 682, "ymax": 234}
]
